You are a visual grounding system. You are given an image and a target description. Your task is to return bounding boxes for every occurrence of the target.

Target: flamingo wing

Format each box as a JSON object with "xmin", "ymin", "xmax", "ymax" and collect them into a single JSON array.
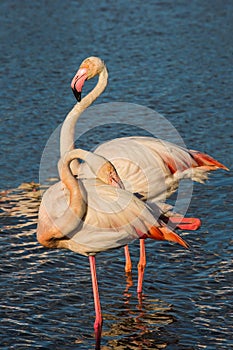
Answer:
[
  {"xmin": 38, "ymin": 177, "xmax": 188, "ymax": 255},
  {"xmin": 94, "ymin": 136, "xmax": 228, "ymax": 202},
  {"xmin": 68, "ymin": 178, "xmax": 188, "ymax": 253}
]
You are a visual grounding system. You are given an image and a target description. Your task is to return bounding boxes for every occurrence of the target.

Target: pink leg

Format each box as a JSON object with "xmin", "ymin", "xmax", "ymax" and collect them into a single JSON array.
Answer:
[
  {"xmin": 124, "ymin": 245, "xmax": 132, "ymax": 273},
  {"xmin": 137, "ymin": 239, "xmax": 146, "ymax": 294},
  {"xmin": 89, "ymin": 256, "xmax": 102, "ymax": 350}
]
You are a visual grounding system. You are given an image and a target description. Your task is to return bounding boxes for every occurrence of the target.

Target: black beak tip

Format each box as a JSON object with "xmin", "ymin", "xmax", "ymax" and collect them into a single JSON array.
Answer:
[{"xmin": 72, "ymin": 88, "xmax": 82, "ymax": 102}]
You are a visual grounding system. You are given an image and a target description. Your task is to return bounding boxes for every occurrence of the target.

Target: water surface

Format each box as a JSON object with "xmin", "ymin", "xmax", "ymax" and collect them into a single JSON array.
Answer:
[{"xmin": 0, "ymin": 1, "xmax": 232, "ymax": 349}]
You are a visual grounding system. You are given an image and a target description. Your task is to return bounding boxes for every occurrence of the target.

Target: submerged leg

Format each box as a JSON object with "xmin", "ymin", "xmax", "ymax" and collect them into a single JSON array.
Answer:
[
  {"xmin": 89, "ymin": 256, "xmax": 102, "ymax": 350},
  {"xmin": 137, "ymin": 239, "xmax": 146, "ymax": 294},
  {"xmin": 124, "ymin": 245, "xmax": 133, "ymax": 293}
]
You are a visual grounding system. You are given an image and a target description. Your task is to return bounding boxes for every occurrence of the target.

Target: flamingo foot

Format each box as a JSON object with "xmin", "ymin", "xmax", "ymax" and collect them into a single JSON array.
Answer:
[{"xmin": 169, "ymin": 217, "xmax": 201, "ymax": 231}]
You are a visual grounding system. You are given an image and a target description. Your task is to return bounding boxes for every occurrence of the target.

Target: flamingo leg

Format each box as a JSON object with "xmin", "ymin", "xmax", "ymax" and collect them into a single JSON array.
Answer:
[
  {"xmin": 89, "ymin": 256, "xmax": 102, "ymax": 350},
  {"xmin": 137, "ymin": 239, "xmax": 146, "ymax": 294},
  {"xmin": 124, "ymin": 245, "xmax": 132, "ymax": 273},
  {"xmin": 124, "ymin": 245, "xmax": 133, "ymax": 293}
]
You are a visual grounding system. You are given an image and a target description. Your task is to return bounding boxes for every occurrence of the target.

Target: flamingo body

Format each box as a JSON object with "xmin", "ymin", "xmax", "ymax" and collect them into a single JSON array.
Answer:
[
  {"xmin": 37, "ymin": 168, "xmax": 188, "ymax": 256},
  {"xmin": 92, "ymin": 136, "xmax": 228, "ymax": 203}
]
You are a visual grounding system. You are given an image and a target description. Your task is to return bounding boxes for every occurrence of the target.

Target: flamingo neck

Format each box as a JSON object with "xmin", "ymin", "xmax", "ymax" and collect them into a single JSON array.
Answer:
[
  {"xmin": 59, "ymin": 151, "xmax": 86, "ymax": 219},
  {"xmin": 59, "ymin": 148, "xmax": 118, "ymax": 186},
  {"xmin": 60, "ymin": 67, "xmax": 108, "ymax": 174}
]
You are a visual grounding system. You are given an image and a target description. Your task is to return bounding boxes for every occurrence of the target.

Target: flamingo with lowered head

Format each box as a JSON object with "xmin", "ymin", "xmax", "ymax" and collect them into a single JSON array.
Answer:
[
  {"xmin": 61, "ymin": 56, "xmax": 228, "ymax": 292},
  {"xmin": 37, "ymin": 148, "xmax": 189, "ymax": 349}
]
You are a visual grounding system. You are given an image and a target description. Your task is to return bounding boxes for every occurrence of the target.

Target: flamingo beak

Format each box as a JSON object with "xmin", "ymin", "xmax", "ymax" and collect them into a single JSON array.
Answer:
[
  {"xmin": 72, "ymin": 89, "xmax": 82, "ymax": 102},
  {"xmin": 71, "ymin": 68, "xmax": 88, "ymax": 102},
  {"xmin": 110, "ymin": 174, "xmax": 124, "ymax": 189}
]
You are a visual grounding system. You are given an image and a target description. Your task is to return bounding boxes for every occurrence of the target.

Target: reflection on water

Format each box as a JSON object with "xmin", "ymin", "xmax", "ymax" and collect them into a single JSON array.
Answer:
[
  {"xmin": 101, "ymin": 295, "xmax": 175, "ymax": 350},
  {"xmin": 0, "ymin": 182, "xmax": 40, "ymax": 228}
]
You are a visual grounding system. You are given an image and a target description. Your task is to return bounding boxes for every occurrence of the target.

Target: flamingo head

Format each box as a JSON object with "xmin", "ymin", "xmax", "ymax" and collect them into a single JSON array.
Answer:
[
  {"xmin": 98, "ymin": 162, "xmax": 124, "ymax": 189},
  {"xmin": 71, "ymin": 57, "xmax": 105, "ymax": 102},
  {"xmin": 88, "ymin": 155, "xmax": 124, "ymax": 189}
]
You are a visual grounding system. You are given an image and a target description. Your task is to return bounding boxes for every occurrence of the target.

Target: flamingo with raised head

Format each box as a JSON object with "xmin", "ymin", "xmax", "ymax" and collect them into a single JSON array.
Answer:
[
  {"xmin": 37, "ymin": 148, "xmax": 188, "ymax": 349},
  {"xmin": 63, "ymin": 56, "xmax": 228, "ymax": 292}
]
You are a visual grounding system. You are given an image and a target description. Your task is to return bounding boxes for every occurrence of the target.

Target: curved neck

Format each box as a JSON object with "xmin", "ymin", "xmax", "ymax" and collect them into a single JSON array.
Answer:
[
  {"xmin": 56, "ymin": 151, "xmax": 87, "ymax": 228},
  {"xmin": 58, "ymin": 148, "xmax": 124, "ymax": 191},
  {"xmin": 59, "ymin": 148, "xmax": 114, "ymax": 185},
  {"xmin": 60, "ymin": 67, "xmax": 108, "ymax": 174},
  {"xmin": 59, "ymin": 151, "xmax": 83, "ymax": 202}
]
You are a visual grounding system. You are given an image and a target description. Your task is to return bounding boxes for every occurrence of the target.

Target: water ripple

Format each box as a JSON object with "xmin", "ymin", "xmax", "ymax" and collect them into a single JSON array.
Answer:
[{"xmin": 1, "ymin": 0, "xmax": 232, "ymax": 349}]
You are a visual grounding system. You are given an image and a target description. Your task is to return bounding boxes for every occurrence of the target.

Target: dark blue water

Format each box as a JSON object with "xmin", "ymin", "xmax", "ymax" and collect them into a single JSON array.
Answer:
[{"xmin": 0, "ymin": 1, "xmax": 232, "ymax": 349}]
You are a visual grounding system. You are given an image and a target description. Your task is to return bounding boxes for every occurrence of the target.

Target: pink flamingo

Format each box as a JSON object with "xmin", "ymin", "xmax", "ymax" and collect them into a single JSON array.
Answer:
[
  {"xmin": 66, "ymin": 57, "xmax": 228, "ymax": 293},
  {"xmin": 37, "ymin": 148, "xmax": 189, "ymax": 349}
]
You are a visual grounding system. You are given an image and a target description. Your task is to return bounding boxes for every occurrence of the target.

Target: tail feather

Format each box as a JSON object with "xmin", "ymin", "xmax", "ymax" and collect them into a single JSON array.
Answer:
[
  {"xmin": 169, "ymin": 217, "xmax": 202, "ymax": 230},
  {"xmin": 190, "ymin": 150, "xmax": 229, "ymax": 171},
  {"xmin": 149, "ymin": 226, "xmax": 189, "ymax": 249}
]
